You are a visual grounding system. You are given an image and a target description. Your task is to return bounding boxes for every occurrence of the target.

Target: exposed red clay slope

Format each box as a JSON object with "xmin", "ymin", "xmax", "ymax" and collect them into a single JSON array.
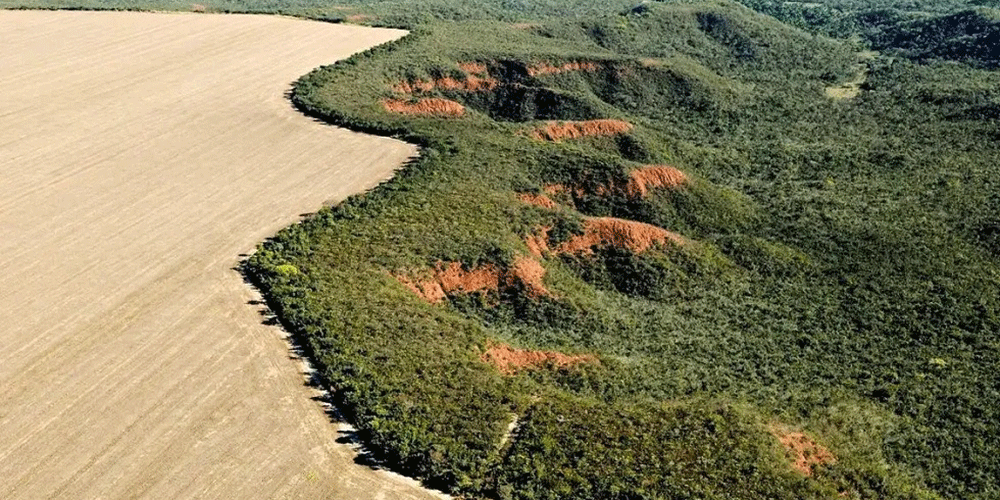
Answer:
[
  {"xmin": 527, "ymin": 61, "xmax": 600, "ymax": 76},
  {"xmin": 517, "ymin": 192, "xmax": 558, "ymax": 209},
  {"xmin": 509, "ymin": 256, "xmax": 548, "ymax": 298},
  {"xmin": 396, "ymin": 258, "xmax": 549, "ymax": 304},
  {"xmin": 381, "ymin": 98, "xmax": 465, "ymax": 116},
  {"xmin": 525, "ymin": 226, "xmax": 552, "ymax": 258},
  {"xmin": 393, "ymin": 74, "xmax": 498, "ymax": 93},
  {"xmin": 436, "ymin": 261, "xmax": 501, "ymax": 294},
  {"xmin": 542, "ymin": 165, "xmax": 687, "ymax": 202},
  {"xmin": 481, "ymin": 341, "xmax": 596, "ymax": 375},
  {"xmin": 559, "ymin": 217, "xmax": 684, "ymax": 255},
  {"xmin": 542, "ymin": 184, "xmax": 567, "ymax": 196},
  {"xmin": 528, "ymin": 119, "xmax": 633, "ymax": 141},
  {"xmin": 458, "ymin": 61, "xmax": 488, "ymax": 75},
  {"xmin": 394, "ymin": 275, "xmax": 448, "ymax": 304},
  {"xmin": 771, "ymin": 427, "xmax": 837, "ymax": 476},
  {"xmin": 624, "ymin": 165, "xmax": 688, "ymax": 198}
]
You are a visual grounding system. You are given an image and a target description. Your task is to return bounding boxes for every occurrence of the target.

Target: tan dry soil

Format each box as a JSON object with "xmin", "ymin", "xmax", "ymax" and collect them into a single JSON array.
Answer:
[
  {"xmin": 0, "ymin": 10, "xmax": 445, "ymax": 500},
  {"xmin": 526, "ymin": 60, "xmax": 599, "ymax": 76},
  {"xmin": 825, "ymin": 50, "xmax": 876, "ymax": 100}
]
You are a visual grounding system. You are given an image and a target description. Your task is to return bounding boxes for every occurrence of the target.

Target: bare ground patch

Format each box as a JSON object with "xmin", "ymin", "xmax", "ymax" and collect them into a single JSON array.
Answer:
[
  {"xmin": 770, "ymin": 425, "xmax": 837, "ymax": 476},
  {"xmin": 395, "ymin": 257, "xmax": 550, "ymax": 304},
  {"xmin": 382, "ymin": 97, "xmax": 466, "ymax": 116},
  {"xmin": 527, "ymin": 60, "xmax": 600, "ymax": 76},
  {"xmin": 555, "ymin": 217, "xmax": 685, "ymax": 255},
  {"xmin": 393, "ymin": 74, "xmax": 499, "ymax": 93},
  {"xmin": 527, "ymin": 119, "xmax": 634, "ymax": 141},
  {"xmin": 481, "ymin": 341, "xmax": 597, "ymax": 375}
]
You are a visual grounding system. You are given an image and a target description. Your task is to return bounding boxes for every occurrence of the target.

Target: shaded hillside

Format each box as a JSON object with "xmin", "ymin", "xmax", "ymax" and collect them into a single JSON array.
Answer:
[{"xmin": 869, "ymin": 8, "xmax": 1000, "ymax": 68}]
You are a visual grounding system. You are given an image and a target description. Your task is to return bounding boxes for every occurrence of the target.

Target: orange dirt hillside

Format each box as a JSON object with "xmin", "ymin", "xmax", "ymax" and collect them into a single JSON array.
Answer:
[
  {"xmin": 458, "ymin": 61, "xmax": 488, "ymax": 74},
  {"xmin": 524, "ymin": 226, "xmax": 552, "ymax": 258},
  {"xmin": 770, "ymin": 427, "xmax": 837, "ymax": 476},
  {"xmin": 527, "ymin": 60, "xmax": 600, "ymax": 76},
  {"xmin": 481, "ymin": 341, "xmax": 597, "ymax": 375},
  {"xmin": 396, "ymin": 258, "xmax": 549, "ymax": 304},
  {"xmin": 528, "ymin": 119, "xmax": 633, "ymax": 141},
  {"xmin": 517, "ymin": 192, "xmax": 559, "ymax": 209},
  {"xmin": 382, "ymin": 98, "xmax": 465, "ymax": 116},
  {"xmin": 392, "ymin": 74, "xmax": 498, "ymax": 93},
  {"xmin": 624, "ymin": 165, "xmax": 688, "ymax": 198},
  {"xmin": 524, "ymin": 217, "xmax": 684, "ymax": 257},
  {"xmin": 542, "ymin": 166, "xmax": 687, "ymax": 202}
]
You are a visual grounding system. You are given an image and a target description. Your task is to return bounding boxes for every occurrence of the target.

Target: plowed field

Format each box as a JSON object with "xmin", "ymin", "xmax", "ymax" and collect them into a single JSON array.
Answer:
[{"xmin": 0, "ymin": 11, "xmax": 439, "ymax": 500}]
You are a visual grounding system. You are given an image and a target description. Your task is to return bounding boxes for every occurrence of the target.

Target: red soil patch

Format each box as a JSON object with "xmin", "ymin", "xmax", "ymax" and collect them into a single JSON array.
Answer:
[
  {"xmin": 524, "ymin": 218, "xmax": 683, "ymax": 257},
  {"xmin": 481, "ymin": 341, "xmax": 596, "ymax": 375},
  {"xmin": 543, "ymin": 166, "xmax": 686, "ymax": 202},
  {"xmin": 542, "ymin": 184, "xmax": 566, "ymax": 196},
  {"xmin": 396, "ymin": 258, "xmax": 550, "ymax": 303},
  {"xmin": 381, "ymin": 98, "xmax": 465, "ymax": 116},
  {"xmin": 436, "ymin": 261, "xmax": 501, "ymax": 295},
  {"xmin": 624, "ymin": 165, "xmax": 688, "ymax": 198},
  {"xmin": 524, "ymin": 226, "xmax": 552, "ymax": 258},
  {"xmin": 395, "ymin": 275, "xmax": 447, "ymax": 304},
  {"xmin": 528, "ymin": 119, "xmax": 633, "ymax": 141},
  {"xmin": 458, "ymin": 61, "xmax": 488, "ymax": 75},
  {"xmin": 517, "ymin": 192, "xmax": 558, "ymax": 209},
  {"xmin": 190, "ymin": 3, "xmax": 206, "ymax": 12},
  {"xmin": 527, "ymin": 61, "xmax": 600, "ymax": 77},
  {"xmin": 558, "ymin": 217, "xmax": 684, "ymax": 255},
  {"xmin": 771, "ymin": 427, "xmax": 837, "ymax": 476},
  {"xmin": 540, "ymin": 183, "xmax": 588, "ymax": 203},
  {"xmin": 392, "ymin": 74, "xmax": 498, "ymax": 94},
  {"xmin": 509, "ymin": 256, "xmax": 548, "ymax": 298}
]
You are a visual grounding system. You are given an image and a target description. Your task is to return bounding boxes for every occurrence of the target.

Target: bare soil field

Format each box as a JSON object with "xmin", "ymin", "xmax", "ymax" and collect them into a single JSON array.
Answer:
[{"xmin": 0, "ymin": 11, "xmax": 442, "ymax": 500}]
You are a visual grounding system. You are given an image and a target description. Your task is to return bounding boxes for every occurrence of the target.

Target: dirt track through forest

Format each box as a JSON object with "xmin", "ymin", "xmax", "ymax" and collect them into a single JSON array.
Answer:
[{"xmin": 0, "ymin": 11, "xmax": 441, "ymax": 499}]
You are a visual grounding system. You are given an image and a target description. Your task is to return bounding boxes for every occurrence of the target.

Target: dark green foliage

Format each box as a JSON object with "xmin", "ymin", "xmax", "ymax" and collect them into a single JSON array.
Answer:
[
  {"xmin": 869, "ymin": 9, "xmax": 1000, "ymax": 68},
  {"xmin": 247, "ymin": 3, "xmax": 999, "ymax": 498},
  {"xmin": 456, "ymin": 84, "xmax": 603, "ymax": 122},
  {"xmin": 493, "ymin": 399, "xmax": 817, "ymax": 500}
]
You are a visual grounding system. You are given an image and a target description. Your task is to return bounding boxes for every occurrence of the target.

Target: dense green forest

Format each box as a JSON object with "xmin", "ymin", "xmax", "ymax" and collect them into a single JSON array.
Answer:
[
  {"xmin": 7, "ymin": 0, "xmax": 999, "ymax": 498},
  {"xmin": 250, "ymin": 2, "xmax": 998, "ymax": 498}
]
